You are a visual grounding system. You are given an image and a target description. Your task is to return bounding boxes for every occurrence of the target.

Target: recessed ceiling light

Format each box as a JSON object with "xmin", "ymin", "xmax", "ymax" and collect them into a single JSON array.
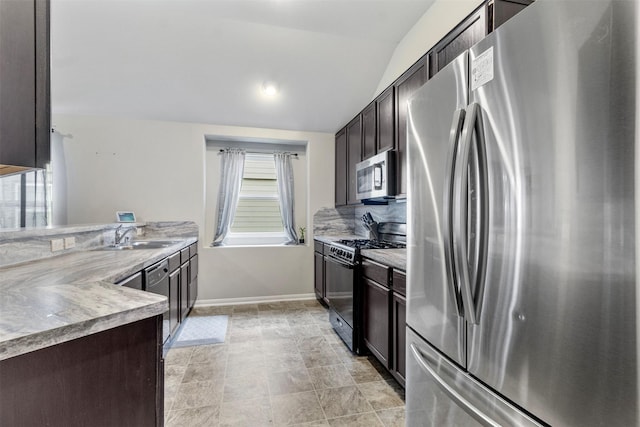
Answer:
[{"xmin": 261, "ymin": 82, "xmax": 278, "ymax": 97}]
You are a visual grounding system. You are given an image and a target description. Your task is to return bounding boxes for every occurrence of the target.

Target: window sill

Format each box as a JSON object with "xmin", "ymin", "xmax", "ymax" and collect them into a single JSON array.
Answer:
[
  {"xmin": 210, "ymin": 243, "xmax": 307, "ymax": 249},
  {"xmin": 211, "ymin": 233, "xmax": 307, "ymax": 248}
]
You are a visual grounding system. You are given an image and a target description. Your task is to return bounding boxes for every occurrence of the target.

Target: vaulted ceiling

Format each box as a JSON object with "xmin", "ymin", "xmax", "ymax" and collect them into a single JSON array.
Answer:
[{"xmin": 51, "ymin": 0, "xmax": 436, "ymax": 133}]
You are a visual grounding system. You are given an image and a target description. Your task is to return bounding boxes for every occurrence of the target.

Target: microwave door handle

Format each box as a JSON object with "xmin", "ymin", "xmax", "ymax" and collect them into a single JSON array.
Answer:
[
  {"xmin": 444, "ymin": 108, "xmax": 466, "ymax": 317},
  {"xmin": 373, "ymin": 164, "xmax": 383, "ymax": 190}
]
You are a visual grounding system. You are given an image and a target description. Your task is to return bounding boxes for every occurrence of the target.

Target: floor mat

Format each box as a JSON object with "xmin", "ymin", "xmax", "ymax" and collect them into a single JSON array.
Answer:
[{"xmin": 170, "ymin": 314, "xmax": 228, "ymax": 348}]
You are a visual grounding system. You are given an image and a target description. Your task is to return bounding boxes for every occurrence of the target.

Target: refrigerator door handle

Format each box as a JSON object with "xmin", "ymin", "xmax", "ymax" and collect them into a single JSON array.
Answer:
[
  {"xmin": 410, "ymin": 342, "xmax": 501, "ymax": 427},
  {"xmin": 454, "ymin": 102, "xmax": 488, "ymax": 324},
  {"xmin": 443, "ymin": 108, "xmax": 466, "ymax": 317}
]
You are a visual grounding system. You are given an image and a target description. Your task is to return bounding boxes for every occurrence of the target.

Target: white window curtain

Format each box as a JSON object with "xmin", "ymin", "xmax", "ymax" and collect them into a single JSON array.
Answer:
[
  {"xmin": 274, "ymin": 152, "xmax": 298, "ymax": 244},
  {"xmin": 212, "ymin": 148, "xmax": 246, "ymax": 246}
]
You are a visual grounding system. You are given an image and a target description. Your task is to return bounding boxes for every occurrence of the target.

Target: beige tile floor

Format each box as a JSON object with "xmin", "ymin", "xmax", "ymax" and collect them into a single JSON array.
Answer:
[{"xmin": 164, "ymin": 300, "xmax": 405, "ymax": 427}]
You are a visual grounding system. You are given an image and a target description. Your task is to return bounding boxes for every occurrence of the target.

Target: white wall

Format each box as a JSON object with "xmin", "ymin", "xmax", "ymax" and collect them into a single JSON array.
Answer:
[
  {"xmin": 53, "ymin": 114, "xmax": 335, "ymax": 303},
  {"xmin": 373, "ymin": 0, "xmax": 484, "ymax": 96}
]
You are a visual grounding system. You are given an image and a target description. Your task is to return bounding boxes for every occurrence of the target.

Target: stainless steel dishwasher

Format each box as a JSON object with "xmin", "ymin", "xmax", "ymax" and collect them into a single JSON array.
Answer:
[{"xmin": 144, "ymin": 259, "xmax": 170, "ymax": 343}]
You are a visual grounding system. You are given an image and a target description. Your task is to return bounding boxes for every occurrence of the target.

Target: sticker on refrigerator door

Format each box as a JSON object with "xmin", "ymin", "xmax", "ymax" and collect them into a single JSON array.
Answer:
[{"xmin": 471, "ymin": 46, "xmax": 494, "ymax": 91}]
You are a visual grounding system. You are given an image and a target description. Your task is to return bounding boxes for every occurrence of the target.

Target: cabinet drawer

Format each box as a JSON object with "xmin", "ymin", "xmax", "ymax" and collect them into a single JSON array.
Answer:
[
  {"xmin": 314, "ymin": 240, "xmax": 324, "ymax": 254},
  {"xmin": 189, "ymin": 242, "xmax": 197, "ymax": 258},
  {"xmin": 362, "ymin": 258, "xmax": 390, "ymax": 286},
  {"xmin": 191, "ymin": 254, "xmax": 198, "ymax": 280},
  {"xmin": 392, "ymin": 269, "xmax": 406, "ymax": 297},
  {"xmin": 168, "ymin": 252, "xmax": 181, "ymax": 273},
  {"xmin": 180, "ymin": 247, "xmax": 190, "ymax": 264}
]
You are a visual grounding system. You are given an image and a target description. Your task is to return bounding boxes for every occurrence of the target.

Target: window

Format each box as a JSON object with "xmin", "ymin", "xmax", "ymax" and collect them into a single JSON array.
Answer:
[
  {"xmin": 204, "ymin": 138, "xmax": 307, "ymax": 247},
  {"xmin": 0, "ymin": 169, "xmax": 51, "ymax": 229},
  {"xmin": 230, "ymin": 154, "xmax": 284, "ymax": 234}
]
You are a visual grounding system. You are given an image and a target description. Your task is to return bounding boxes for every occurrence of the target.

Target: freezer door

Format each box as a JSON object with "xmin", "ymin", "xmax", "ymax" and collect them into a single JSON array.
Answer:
[
  {"xmin": 466, "ymin": 1, "xmax": 638, "ymax": 425},
  {"xmin": 407, "ymin": 53, "xmax": 468, "ymax": 366},
  {"xmin": 406, "ymin": 327, "xmax": 543, "ymax": 427}
]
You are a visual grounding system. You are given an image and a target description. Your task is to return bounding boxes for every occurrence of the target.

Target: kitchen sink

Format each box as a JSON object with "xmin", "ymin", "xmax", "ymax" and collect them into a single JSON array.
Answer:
[{"xmin": 98, "ymin": 240, "xmax": 184, "ymax": 251}]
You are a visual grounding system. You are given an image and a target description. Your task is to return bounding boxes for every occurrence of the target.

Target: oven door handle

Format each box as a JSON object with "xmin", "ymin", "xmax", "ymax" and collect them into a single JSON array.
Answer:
[{"xmin": 326, "ymin": 256, "xmax": 355, "ymax": 269}]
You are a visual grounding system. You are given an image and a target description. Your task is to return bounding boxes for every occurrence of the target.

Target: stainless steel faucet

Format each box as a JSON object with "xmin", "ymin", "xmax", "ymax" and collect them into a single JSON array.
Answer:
[{"xmin": 115, "ymin": 225, "xmax": 135, "ymax": 246}]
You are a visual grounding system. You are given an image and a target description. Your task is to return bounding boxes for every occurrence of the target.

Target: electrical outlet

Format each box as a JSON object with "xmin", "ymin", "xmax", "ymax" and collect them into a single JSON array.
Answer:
[
  {"xmin": 50, "ymin": 239, "xmax": 64, "ymax": 252},
  {"xmin": 64, "ymin": 237, "xmax": 76, "ymax": 249}
]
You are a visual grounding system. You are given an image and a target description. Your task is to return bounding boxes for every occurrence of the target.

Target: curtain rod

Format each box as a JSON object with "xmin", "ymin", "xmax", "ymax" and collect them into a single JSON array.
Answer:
[{"xmin": 218, "ymin": 149, "xmax": 298, "ymax": 157}]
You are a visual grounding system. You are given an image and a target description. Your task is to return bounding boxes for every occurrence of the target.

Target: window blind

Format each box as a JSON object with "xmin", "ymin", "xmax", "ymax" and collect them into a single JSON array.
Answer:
[{"xmin": 230, "ymin": 154, "xmax": 284, "ymax": 233}]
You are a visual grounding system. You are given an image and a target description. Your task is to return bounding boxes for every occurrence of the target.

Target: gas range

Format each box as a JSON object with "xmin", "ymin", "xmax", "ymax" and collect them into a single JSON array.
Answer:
[{"xmin": 327, "ymin": 239, "xmax": 406, "ymax": 265}]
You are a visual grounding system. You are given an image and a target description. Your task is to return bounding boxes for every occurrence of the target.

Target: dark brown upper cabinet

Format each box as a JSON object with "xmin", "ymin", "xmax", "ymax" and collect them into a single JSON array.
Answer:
[
  {"xmin": 346, "ymin": 115, "xmax": 362, "ymax": 205},
  {"xmin": 428, "ymin": 5, "xmax": 486, "ymax": 77},
  {"xmin": 376, "ymin": 86, "xmax": 395, "ymax": 154},
  {"xmin": 0, "ymin": 0, "xmax": 50, "ymax": 175},
  {"xmin": 333, "ymin": 0, "xmax": 532, "ymax": 202},
  {"xmin": 362, "ymin": 101, "xmax": 377, "ymax": 160},
  {"xmin": 429, "ymin": 0, "xmax": 532, "ymax": 77},
  {"xmin": 335, "ymin": 127, "xmax": 347, "ymax": 207},
  {"xmin": 487, "ymin": 0, "xmax": 533, "ymax": 33},
  {"xmin": 394, "ymin": 57, "xmax": 428, "ymax": 197}
]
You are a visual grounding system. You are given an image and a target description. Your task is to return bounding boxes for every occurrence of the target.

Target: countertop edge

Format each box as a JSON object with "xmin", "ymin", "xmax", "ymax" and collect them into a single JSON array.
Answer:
[
  {"xmin": 360, "ymin": 248, "xmax": 407, "ymax": 271},
  {"xmin": 0, "ymin": 296, "xmax": 167, "ymax": 361}
]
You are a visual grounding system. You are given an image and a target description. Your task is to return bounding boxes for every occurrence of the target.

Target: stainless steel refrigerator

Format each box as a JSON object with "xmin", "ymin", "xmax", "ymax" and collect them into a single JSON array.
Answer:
[{"xmin": 406, "ymin": 0, "xmax": 638, "ymax": 425}]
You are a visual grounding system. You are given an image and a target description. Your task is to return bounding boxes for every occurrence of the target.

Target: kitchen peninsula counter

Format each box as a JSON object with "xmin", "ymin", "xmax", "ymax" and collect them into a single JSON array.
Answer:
[{"xmin": 0, "ymin": 237, "xmax": 196, "ymax": 361}]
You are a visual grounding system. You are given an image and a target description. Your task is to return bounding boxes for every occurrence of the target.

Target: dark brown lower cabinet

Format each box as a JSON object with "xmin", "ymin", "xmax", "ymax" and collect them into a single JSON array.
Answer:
[
  {"xmin": 314, "ymin": 251, "xmax": 325, "ymax": 302},
  {"xmin": 314, "ymin": 240, "xmax": 328, "ymax": 306},
  {"xmin": 189, "ymin": 253, "xmax": 198, "ymax": 309},
  {"xmin": 361, "ymin": 257, "xmax": 406, "ymax": 388},
  {"xmin": 0, "ymin": 315, "xmax": 164, "ymax": 427},
  {"xmin": 181, "ymin": 262, "xmax": 189, "ymax": 321},
  {"xmin": 363, "ymin": 277, "xmax": 391, "ymax": 368},
  {"xmin": 169, "ymin": 268, "xmax": 180, "ymax": 336},
  {"xmin": 391, "ymin": 292, "xmax": 406, "ymax": 387}
]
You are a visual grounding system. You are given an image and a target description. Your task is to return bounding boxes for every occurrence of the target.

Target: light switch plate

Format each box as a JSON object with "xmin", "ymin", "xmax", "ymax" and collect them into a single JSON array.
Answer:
[
  {"xmin": 64, "ymin": 237, "xmax": 76, "ymax": 249},
  {"xmin": 50, "ymin": 239, "xmax": 64, "ymax": 252}
]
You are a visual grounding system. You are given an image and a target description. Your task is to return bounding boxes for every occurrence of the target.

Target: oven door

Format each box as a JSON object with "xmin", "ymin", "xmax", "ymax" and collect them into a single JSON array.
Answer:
[{"xmin": 325, "ymin": 255, "xmax": 355, "ymax": 328}]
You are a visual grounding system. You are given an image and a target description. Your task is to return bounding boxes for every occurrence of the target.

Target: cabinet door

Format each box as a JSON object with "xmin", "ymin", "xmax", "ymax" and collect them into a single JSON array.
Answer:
[
  {"xmin": 169, "ymin": 269, "xmax": 180, "ymax": 336},
  {"xmin": 488, "ymin": 0, "xmax": 532, "ymax": 33},
  {"xmin": 34, "ymin": 0, "xmax": 50, "ymax": 169},
  {"xmin": 189, "ymin": 254, "xmax": 198, "ymax": 309},
  {"xmin": 394, "ymin": 57, "xmax": 428, "ymax": 197},
  {"xmin": 392, "ymin": 292, "xmax": 406, "ymax": 387},
  {"xmin": 346, "ymin": 115, "xmax": 362, "ymax": 205},
  {"xmin": 363, "ymin": 277, "xmax": 391, "ymax": 368},
  {"xmin": 180, "ymin": 263, "xmax": 189, "ymax": 321},
  {"xmin": 429, "ymin": 5, "xmax": 486, "ymax": 77},
  {"xmin": 335, "ymin": 128, "xmax": 347, "ymax": 207},
  {"xmin": 362, "ymin": 102, "xmax": 376, "ymax": 160},
  {"xmin": 0, "ymin": 0, "xmax": 36, "ymax": 168},
  {"xmin": 314, "ymin": 251, "xmax": 325, "ymax": 301},
  {"xmin": 392, "ymin": 269, "xmax": 406, "ymax": 297},
  {"xmin": 376, "ymin": 86, "xmax": 395, "ymax": 153}
]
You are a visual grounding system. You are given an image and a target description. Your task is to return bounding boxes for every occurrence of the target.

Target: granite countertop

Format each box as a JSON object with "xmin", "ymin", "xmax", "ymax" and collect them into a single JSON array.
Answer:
[
  {"xmin": 0, "ymin": 238, "xmax": 196, "ymax": 361},
  {"xmin": 360, "ymin": 248, "xmax": 406, "ymax": 271}
]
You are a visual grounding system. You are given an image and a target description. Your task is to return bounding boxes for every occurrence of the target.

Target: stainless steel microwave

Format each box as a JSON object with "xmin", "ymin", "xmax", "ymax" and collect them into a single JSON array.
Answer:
[{"xmin": 355, "ymin": 150, "xmax": 395, "ymax": 201}]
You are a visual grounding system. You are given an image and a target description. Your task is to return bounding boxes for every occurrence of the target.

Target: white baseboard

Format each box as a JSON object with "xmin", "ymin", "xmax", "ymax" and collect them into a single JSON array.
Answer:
[{"xmin": 194, "ymin": 293, "xmax": 317, "ymax": 307}]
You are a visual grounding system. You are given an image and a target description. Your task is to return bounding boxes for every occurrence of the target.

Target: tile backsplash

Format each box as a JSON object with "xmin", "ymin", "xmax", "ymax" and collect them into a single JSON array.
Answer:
[{"xmin": 313, "ymin": 199, "xmax": 406, "ymax": 237}]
